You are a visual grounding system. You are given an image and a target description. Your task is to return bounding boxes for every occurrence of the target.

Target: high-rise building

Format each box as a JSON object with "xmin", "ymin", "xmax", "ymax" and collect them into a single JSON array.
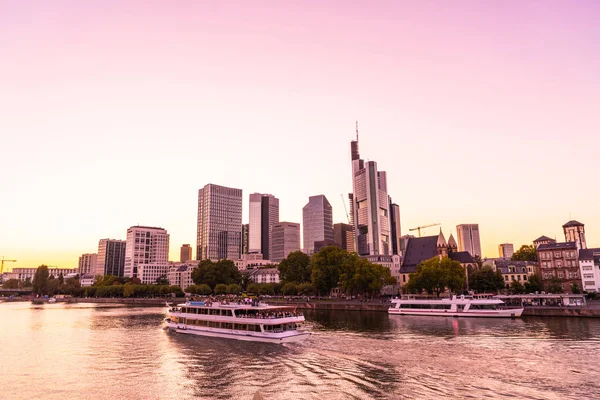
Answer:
[
  {"xmin": 180, "ymin": 244, "xmax": 192, "ymax": 262},
  {"xmin": 498, "ymin": 243, "xmax": 514, "ymax": 259},
  {"xmin": 242, "ymin": 224, "xmax": 249, "ymax": 255},
  {"xmin": 78, "ymin": 253, "xmax": 97, "ymax": 276},
  {"xmin": 389, "ymin": 201, "xmax": 401, "ymax": 255},
  {"xmin": 96, "ymin": 239, "xmax": 126, "ymax": 276},
  {"xmin": 124, "ymin": 226, "xmax": 170, "ymax": 279},
  {"xmin": 248, "ymin": 193, "xmax": 279, "ymax": 259},
  {"xmin": 302, "ymin": 195, "xmax": 333, "ymax": 254},
  {"xmin": 272, "ymin": 222, "xmax": 300, "ymax": 262},
  {"xmin": 350, "ymin": 125, "xmax": 392, "ymax": 256},
  {"xmin": 334, "ymin": 223, "xmax": 355, "ymax": 253},
  {"xmin": 563, "ymin": 220, "xmax": 586, "ymax": 250},
  {"xmin": 456, "ymin": 224, "xmax": 482, "ymax": 257},
  {"xmin": 197, "ymin": 184, "xmax": 243, "ymax": 260}
]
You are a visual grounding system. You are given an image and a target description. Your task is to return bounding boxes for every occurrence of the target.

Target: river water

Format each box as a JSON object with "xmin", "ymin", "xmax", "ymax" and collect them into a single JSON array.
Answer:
[{"xmin": 1, "ymin": 302, "xmax": 599, "ymax": 400}]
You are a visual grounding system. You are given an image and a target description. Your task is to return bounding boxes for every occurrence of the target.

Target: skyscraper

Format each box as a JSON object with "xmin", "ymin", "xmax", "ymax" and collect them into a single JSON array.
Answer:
[
  {"xmin": 350, "ymin": 124, "xmax": 392, "ymax": 256},
  {"xmin": 334, "ymin": 223, "xmax": 355, "ymax": 253},
  {"xmin": 124, "ymin": 226, "xmax": 169, "ymax": 279},
  {"xmin": 96, "ymin": 239, "xmax": 126, "ymax": 276},
  {"xmin": 272, "ymin": 222, "xmax": 301, "ymax": 262},
  {"xmin": 456, "ymin": 224, "xmax": 482, "ymax": 257},
  {"xmin": 498, "ymin": 243, "xmax": 514, "ymax": 259},
  {"xmin": 302, "ymin": 195, "xmax": 333, "ymax": 254},
  {"xmin": 248, "ymin": 193, "xmax": 279, "ymax": 259},
  {"xmin": 389, "ymin": 201, "xmax": 402, "ymax": 255},
  {"xmin": 180, "ymin": 244, "xmax": 193, "ymax": 262},
  {"xmin": 78, "ymin": 253, "xmax": 97, "ymax": 276},
  {"xmin": 197, "ymin": 184, "xmax": 243, "ymax": 260}
]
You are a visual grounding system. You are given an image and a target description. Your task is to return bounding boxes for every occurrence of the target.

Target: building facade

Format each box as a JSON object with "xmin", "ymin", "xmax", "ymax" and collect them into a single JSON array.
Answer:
[
  {"xmin": 78, "ymin": 253, "xmax": 97, "ymax": 276},
  {"xmin": 578, "ymin": 249, "xmax": 600, "ymax": 293},
  {"xmin": 492, "ymin": 260, "xmax": 538, "ymax": 289},
  {"xmin": 456, "ymin": 224, "xmax": 482, "ymax": 257},
  {"xmin": 302, "ymin": 195, "xmax": 333, "ymax": 254},
  {"xmin": 248, "ymin": 267, "xmax": 280, "ymax": 284},
  {"xmin": 350, "ymin": 130, "xmax": 392, "ymax": 256},
  {"xmin": 248, "ymin": 193, "xmax": 279, "ymax": 259},
  {"xmin": 242, "ymin": 224, "xmax": 249, "ymax": 255},
  {"xmin": 11, "ymin": 267, "xmax": 77, "ymax": 281},
  {"xmin": 234, "ymin": 254, "xmax": 274, "ymax": 271},
  {"xmin": 537, "ymin": 242, "xmax": 580, "ymax": 293},
  {"xmin": 272, "ymin": 222, "xmax": 300, "ymax": 262},
  {"xmin": 124, "ymin": 226, "xmax": 170, "ymax": 279},
  {"xmin": 96, "ymin": 239, "xmax": 126, "ymax": 277},
  {"xmin": 180, "ymin": 244, "xmax": 193, "ymax": 262},
  {"xmin": 389, "ymin": 201, "xmax": 402, "ymax": 256},
  {"xmin": 167, "ymin": 261, "xmax": 198, "ymax": 290},
  {"xmin": 197, "ymin": 184, "xmax": 243, "ymax": 260},
  {"xmin": 334, "ymin": 223, "xmax": 355, "ymax": 253},
  {"xmin": 498, "ymin": 243, "xmax": 514, "ymax": 259},
  {"xmin": 136, "ymin": 263, "xmax": 171, "ymax": 285},
  {"xmin": 563, "ymin": 220, "xmax": 587, "ymax": 250}
]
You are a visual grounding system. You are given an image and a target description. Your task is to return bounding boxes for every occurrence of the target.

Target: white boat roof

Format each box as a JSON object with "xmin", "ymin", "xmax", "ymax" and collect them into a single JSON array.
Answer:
[
  {"xmin": 180, "ymin": 301, "xmax": 295, "ymax": 311},
  {"xmin": 392, "ymin": 298, "xmax": 504, "ymax": 304}
]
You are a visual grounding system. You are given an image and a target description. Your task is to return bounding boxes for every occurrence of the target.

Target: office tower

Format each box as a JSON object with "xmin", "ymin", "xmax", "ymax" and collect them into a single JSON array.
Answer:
[
  {"xmin": 456, "ymin": 224, "xmax": 482, "ymax": 257},
  {"xmin": 498, "ymin": 243, "xmax": 514, "ymax": 259},
  {"xmin": 180, "ymin": 244, "xmax": 193, "ymax": 262},
  {"xmin": 242, "ymin": 224, "xmax": 249, "ymax": 255},
  {"xmin": 124, "ymin": 226, "xmax": 170, "ymax": 278},
  {"xmin": 334, "ymin": 223, "xmax": 355, "ymax": 253},
  {"xmin": 350, "ymin": 124, "xmax": 392, "ymax": 256},
  {"xmin": 197, "ymin": 184, "xmax": 243, "ymax": 260},
  {"xmin": 96, "ymin": 239, "xmax": 126, "ymax": 276},
  {"xmin": 302, "ymin": 195, "xmax": 334, "ymax": 254},
  {"xmin": 78, "ymin": 253, "xmax": 97, "ymax": 276},
  {"xmin": 272, "ymin": 222, "xmax": 301, "ymax": 262},
  {"xmin": 389, "ymin": 201, "xmax": 401, "ymax": 255},
  {"xmin": 248, "ymin": 193, "xmax": 279, "ymax": 259},
  {"xmin": 563, "ymin": 220, "xmax": 587, "ymax": 250}
]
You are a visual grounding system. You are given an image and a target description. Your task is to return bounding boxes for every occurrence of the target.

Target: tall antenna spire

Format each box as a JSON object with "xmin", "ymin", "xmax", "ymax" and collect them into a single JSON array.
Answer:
[{"xmin": 356, "ymin": 120, "xmax": 359, "ymax": 142}]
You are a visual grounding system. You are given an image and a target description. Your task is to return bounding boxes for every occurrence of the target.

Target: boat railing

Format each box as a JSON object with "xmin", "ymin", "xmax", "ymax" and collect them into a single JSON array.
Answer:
[{"xmin": 236, "ymin": 312, "xmax": 303, "ymax": 320}]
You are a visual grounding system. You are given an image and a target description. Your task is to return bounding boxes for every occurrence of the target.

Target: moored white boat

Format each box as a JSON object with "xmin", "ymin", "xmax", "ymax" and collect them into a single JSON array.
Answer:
[
  {"xmin": 388, "ymin": 295, "xmax": 523, "ymax": 318},
  {"xmin": 165, "ymin": 300, "xmax": 310, "ymax": 343}
]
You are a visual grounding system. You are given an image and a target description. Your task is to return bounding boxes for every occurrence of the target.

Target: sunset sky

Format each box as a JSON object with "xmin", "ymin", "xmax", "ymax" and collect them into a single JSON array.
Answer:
[{"xmin": 1, "ymin": 0, "xmax": 599, "ymax": 270}]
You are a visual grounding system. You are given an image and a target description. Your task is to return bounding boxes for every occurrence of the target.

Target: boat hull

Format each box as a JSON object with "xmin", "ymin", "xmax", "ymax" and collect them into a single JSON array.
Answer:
[
  {"xmin": 165, "ymin": 322, "xmax": 311, "ymax": 343},
  {"xmin": 388, "ymin": 308, "xmax": 524, "ymax": 318}
]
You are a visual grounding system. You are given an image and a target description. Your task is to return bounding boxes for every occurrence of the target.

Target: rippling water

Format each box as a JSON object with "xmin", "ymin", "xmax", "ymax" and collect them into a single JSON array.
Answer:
[{"xmin": 1, "ymin": 302, "xmax": 599, "ymax": 400}]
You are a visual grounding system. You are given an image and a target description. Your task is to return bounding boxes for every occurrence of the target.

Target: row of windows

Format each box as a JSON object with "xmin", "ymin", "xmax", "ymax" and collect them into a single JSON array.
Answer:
[
  {"xmin": 399, "ymin": 304, "xmax": 452, "ymax": 309},
  {"xmin": 540, "ymin": 251, "xmax": 577, "ymax": 259}
]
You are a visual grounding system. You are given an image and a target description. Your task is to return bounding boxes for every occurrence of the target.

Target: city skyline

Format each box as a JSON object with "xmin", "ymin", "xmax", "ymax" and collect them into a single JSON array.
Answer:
[{"xmin": 1, "ymin": 1, "xmax": 599, "ymax": 269}]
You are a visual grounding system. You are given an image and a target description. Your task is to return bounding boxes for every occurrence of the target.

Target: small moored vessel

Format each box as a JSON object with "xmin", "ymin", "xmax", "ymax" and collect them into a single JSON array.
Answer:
[
  {"xmin": 165, "ymin": 299, "xmax": 310, "ymax": 343},
  {"xmin": 388, "ymin": 295, "xmax": 523, "ymax": 318}
]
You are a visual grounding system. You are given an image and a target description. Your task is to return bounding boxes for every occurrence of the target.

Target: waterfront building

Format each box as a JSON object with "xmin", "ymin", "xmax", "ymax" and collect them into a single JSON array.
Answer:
[
  {"xmin": 498, "ymin": 243, "xmax": 514, "ymax": 259},
  {"xmin": 563, "ymin": 220, "xmax": 587, "ymax": 250},
  {"xmin": 234, "ymin": 253, "xmax": 274, "ymax": 271},
  {"xmin": 197, "ymin": 184, "xmax": 243, "ymax": 260},
  {"xmin": 456, "ymin": 224, "xmax": 482, "ymax": 257},
  {"xmin": 11, "ymin": 267, "xmax": 77, "ymax": 281},
  {"xmin": 578, "ymin": 248, "xmax": 600, "ymax": 293},
  {"xmin": 136, "ymin": 263, "xmax": 171, "ymax": 285},
  {"xmin": 96, "ymin": 239, "xmax": 126, "ymax": 277},
  {"xmin": 364, "ymin": 254, "xmax": 402, "ymax": 293},
  {"xmin": 167, "ymin": 261, "xmax": 198, "ymax": 290},
  {"xmin": 491, "ymin": 260, "xmax": 539, "ymax": 289},
  {"xmin": 349, "ymin": 127, "xmax": 393, "ymax": 256},
  {"xmin": 78, "ymin": 253, "xmax": 97, "ymax": 276},
  {"xmin": 389, "ymin": 201, "xmax": 402, "ymax": 255},
  {"xmin": 124, "ymin": 226, "xmax": 169, "ymax": 279},
  {"xmin": 248, "ymin": 193, "xmax": 279, "ymax": 260},
  {"xmin": 533, "ymin": 236, "xmax": 556, "ymax": 248},
  {"xmin": 180, "ymin": 244, "xmax": 192, "ymax": 263},
  {"xmin": 333, "ymin": 223, "xmax": 355, "ymax": 253},
  {"xmin": 248, "ymin": 267, "xmax": 280, "ymax": 284},
  {"xmin": 272, "ymin": 222, "xmax": 300, "ymax": 262},
  {"xmin": 80, "ymin": 273, "xmax": 95, "ymax": 287},
  {"xmin": 302, "ymin": 195, "xmax": 333, "ymax": 255},
  {"xmin": 536, "ymin": 241, "xmax": 580, "ymax": 293}
]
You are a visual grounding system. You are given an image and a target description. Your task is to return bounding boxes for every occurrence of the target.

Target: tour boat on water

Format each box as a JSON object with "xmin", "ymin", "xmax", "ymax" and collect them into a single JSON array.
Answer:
[
  {"xmin": 165, "ymin": 300, "xmax": 310, "ymax": 343},
  {"xmin": 388, "ymin": 295, "xmax": 523, "ymax": 318}
]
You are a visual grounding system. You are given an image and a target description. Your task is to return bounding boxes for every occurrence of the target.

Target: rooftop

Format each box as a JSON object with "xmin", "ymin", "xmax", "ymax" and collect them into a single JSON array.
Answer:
[
  {"xmin": 562, "ymin": 220, "xmax": 584, "ymax": 228},
  {"xmin": 537, "ymin": 242, "xmax": 577, "ymax": 251}
]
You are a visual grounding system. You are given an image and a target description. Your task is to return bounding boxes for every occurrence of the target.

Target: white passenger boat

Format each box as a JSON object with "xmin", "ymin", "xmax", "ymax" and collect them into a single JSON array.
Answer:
[
  {"xmin": 388, "ymin": 295, "xmax": 523, "ymax": 318},
  {"xmin": 165, "ymin": 300, "xmax": 310, "ymax": 343}
]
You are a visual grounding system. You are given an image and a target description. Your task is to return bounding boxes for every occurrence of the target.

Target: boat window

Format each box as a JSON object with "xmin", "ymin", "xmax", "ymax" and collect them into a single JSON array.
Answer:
[{"xmin": 470, "ymin": 304, "xmax": 498, "ymax": 310}]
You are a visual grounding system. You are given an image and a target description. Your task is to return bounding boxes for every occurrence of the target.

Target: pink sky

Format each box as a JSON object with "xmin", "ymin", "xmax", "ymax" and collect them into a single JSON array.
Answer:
[{"xmin": 1, "ymin": 0, "xmax": 599, "ymax": 269}]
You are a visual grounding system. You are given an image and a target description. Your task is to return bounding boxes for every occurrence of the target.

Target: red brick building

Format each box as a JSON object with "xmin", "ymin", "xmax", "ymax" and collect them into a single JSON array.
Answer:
[{"xmin": 537, "ymin": 242, "xmax": 581, "ymax": 293}]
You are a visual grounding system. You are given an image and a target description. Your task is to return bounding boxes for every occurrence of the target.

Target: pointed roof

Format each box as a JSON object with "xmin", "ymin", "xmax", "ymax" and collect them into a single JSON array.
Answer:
[
  {"xmin": 533, "ymin": 235, "xmax": 554, "ymax": 243},
  {"xmin": 563, "ymin": 220, "xmax": 584, "ymax": 228},
  {"xmin": 448, "ymin": 234, "xmax": 457, "ymax": 248},
  {"xmin": 437, "ymin": 229, "xmax": 447, "ymax": 247}
]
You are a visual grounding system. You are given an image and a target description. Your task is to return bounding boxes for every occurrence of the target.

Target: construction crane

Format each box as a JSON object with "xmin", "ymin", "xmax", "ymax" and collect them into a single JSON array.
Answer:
[
  {"xmin": 409, "ymin": 223, "xmax": 440, "ymax": 237},
  {"xmin": 340, "ymin": 194, "xmax": 351, "ymax": 224},
  {"xmin": 1, "ymin": 257, "xmax": 17, "ymax": 274}
]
